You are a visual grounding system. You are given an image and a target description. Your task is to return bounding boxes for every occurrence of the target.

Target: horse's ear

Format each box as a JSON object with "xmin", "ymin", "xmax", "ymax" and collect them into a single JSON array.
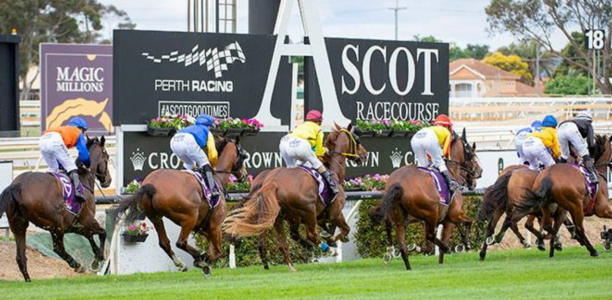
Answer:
[
  {"xmin": 348, "ymin": 122, "xmax": 354, "ymax": 132},
  {"xmin": 462, "ymin": 128, "xmax": 467, "ymax": 142},
  {"xmin": 334, "ymin": 122, "xmax": 341, "ymax": 131},
  {"xmin": 100, "ymin": 136, "xmax": 106, "ymax": 147},
  {"xmin": 234, "ymin": 134, "xmax": 241, "ymax": 145},
  {"xmin": 472, "ymin": 142, "xmax": 476, "ymax": 150},
  {"xmin": 86, "ymin": 134, "xmax": 93, "ymax": 147}
]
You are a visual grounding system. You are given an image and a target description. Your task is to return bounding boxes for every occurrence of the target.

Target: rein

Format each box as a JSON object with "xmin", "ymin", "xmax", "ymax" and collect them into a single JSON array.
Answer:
[{"xmin": 329, "ymin": 129, "xmax": 359, "ymax": 158}]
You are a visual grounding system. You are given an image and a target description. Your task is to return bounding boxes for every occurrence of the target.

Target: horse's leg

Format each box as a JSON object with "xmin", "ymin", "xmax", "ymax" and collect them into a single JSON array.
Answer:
[
  {"xmin": 395, "ymin": 220, "xmax": 411, "ymax": 270},
  {"xmin": 495, "ymin": 213, "xmax": 513, "ymax": 243},
  {"xmin": 206, "ymin": 225, "xmax": 224, "ymax": 264},
  {"xmin": 440, "ymin": 221, "xmax": 454, "ymax": 253},
  {"xmin": 258, "ymin": 231, "xmax": 270, "ymax": 270},
  {"xmin": 50, "ymin": 231, "xmax": 84, "ymax": 273},
  {"xmin": 329, "ymin": 214, "xmax": 350, "ymax": 244},
  {"xmin": 289, "ymin": 222, "xmax": 313, "ymax": 250},
  {"xmin": 548, "ymin": 209, "xmax": 567, "ymax": 258},
  {"xmin": 11, "ymin": 218, "xmax": 30, "ymax": 282},
  {"xmin": 174, "ymin": 220, "xmax": 204, "ymax": 269},
  {"xmin": 150, "ymin": 216, "xmax": 187, "ymax": 271},
  {"xmin": 425, "ymin": 218, "xmax": 449, "ymax": 264},
  {"xmin": 480, "ymin": 208, "xmax": 504, "ymax": 261},
  {"xmin": 569, "ymin": 208, "xmax": 599, "ymax": 257},
  {"xmin": 509, "ymin": 217, "xmax": 527, "ymax": 247},
  {"xmin": 274, "ymin": 219, "xmax": 296, "ymax": 272},
  {"xmin": 524, "ymin": 214, "xmax": 546, "ymax": 250},
  {"xmin": 80, "ymin": 217, "xmax": 106, "ymax": 266}
]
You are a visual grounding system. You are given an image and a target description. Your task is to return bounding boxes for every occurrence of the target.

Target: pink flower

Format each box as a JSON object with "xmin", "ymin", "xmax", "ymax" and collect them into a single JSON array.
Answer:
[
  {"xmin": 373, "ymin": 174, "xmax": 381, "ymax": 182},
  {"xmin": 229, "ymin": 174, "xmax": 237, "ymax": 183},
  {"xmin": 410, "ymin": 119, "xmax": 419, "ymax": 125}
]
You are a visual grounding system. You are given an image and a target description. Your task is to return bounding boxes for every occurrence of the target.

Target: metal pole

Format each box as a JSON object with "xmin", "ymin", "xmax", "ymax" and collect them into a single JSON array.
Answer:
[
  {"xmin": 535, "ymin": 41, "xmax": 540, "ymax": 96},
  {"xmin": 187, "ymin": 0, "xmax": 191, "ymax": 32},
  {"xmin": 194, "ymin": 0, "xmax": 198, "ymax": 33},
  {"xmin": 388, "ymin": 0, "xmax": 406, "ymax": 41},
  {"xmin": 216, "ymin": 0, "xmax": 220, "ymax": 33},
  {"xmin": 200, "ymin": 0, "xmax": 204, "ymax": 32},
  {"xmin": 205, "ymin": 0, "xmax": 209, "ymax": 32}
]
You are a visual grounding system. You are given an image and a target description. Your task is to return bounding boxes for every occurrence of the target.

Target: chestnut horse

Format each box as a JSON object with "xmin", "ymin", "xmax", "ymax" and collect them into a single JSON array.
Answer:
[
  {"xmin": 111, "ymin": 137, "xmax": 246, "ymax": 276},
  {"xmin": 223, "ymin": 123, "xmax": 367, "ymax": 271},
  {"xmin": 370, "ymin": 129, "xmax": 482, "ymax": 270},
  {"xmin": 516, "ymin": 135, "xmax": 612, "ymax": 258},
  {"xmin": 0, "ymin": 137, "xmax": 112, "ymax": 282}
]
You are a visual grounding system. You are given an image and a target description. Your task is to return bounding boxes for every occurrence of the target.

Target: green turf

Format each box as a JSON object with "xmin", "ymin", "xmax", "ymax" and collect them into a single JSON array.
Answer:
[{"xmin": 1, "ymin": 246, "xmax": 611, "ymax": 300}]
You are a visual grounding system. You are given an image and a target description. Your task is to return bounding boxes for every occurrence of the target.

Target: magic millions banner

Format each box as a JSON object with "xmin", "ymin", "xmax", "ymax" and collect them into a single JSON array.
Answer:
[{"xmin": 40, "ymin": 44, "xmax": 113, "ymax": 134}]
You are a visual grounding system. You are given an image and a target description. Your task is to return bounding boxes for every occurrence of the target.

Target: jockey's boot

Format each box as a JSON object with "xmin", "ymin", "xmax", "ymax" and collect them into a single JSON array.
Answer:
[
  {"xmin": 69, "ymin": 170, "xmax": 85, "ymax": 202},
  {"xmin": 559, "ymin": 157, "xmax": 568, "ymax": 163},
  {"xmin": 583, "ymin": 155, "xmax": 599, "ymax": 184},
  {"xmin": 202, "ymin": 164, "xmax": 220, "ymax": 198},
  {"xmin": 441, "ymin": 170, "xmax": 458, "ymax": 198},
  {"xmin": 321, "ymin": 170, "xmax": 339, "ymax": 195}
]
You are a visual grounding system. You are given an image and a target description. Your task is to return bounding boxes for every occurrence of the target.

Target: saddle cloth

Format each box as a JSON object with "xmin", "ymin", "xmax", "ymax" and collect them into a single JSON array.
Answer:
[
  {"xmin": 570, "ymin": 164, "xmax": 599, "ymax": 213},
  {"xmin": 182, "ymin": 170, "xmax": 221, "ymax": 208},
  {"xmin": 298, "ymin": 166, "xmax": 337, "ymax": 206},
  {"xmin": 417, "ymin": 167, "xmax": 451, "ymax": 206},
  {"xmin": 50, "ymin": 172, "xmax": 84, "ymax": 215}
]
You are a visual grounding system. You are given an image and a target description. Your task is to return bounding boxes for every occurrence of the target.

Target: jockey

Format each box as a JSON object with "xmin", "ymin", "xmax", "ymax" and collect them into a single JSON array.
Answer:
[
  {"xmin": 522, "ymin": 115, "xmax": 560, "ymax": 171},
  {"xmin": 411, "ymin": 114, "xmax": 459, "ymax": 193},
  {"xmin": 515, "ymin": 120, "xmax": 542, "ymax": 165},
  {"xmin": 279, "ymin": 110, "xmax": 338, "ymax": 195},
  {"xmin": 558, "ymin": 111, "xmax": 598, "ymax": 183},
  {"xmin": 170, "ymin": 114, "xmax": 220, "ymax": 197},
  {"xmin": 39, "ymin": 117, "xmax": 90, "ymax": 201}
]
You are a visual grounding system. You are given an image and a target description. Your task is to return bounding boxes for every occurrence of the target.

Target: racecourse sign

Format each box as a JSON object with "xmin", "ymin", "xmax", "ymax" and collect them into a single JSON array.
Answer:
[
  {"xmin": 306, "ymin": 38, "xmax": 449, "ymax": 122},
  {"xmin": 113, "ymin": 30, "xmax": 292, "ymax": 126}
]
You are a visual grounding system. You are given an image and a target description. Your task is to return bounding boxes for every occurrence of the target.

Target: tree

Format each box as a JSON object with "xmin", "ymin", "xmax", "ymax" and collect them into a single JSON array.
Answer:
[
  {"xmin": 486, "ymin": 0, "xmax": 612, "ymax": 94},
  {"xmin": 464, "ymin": 44, "xmax": 490, "ymax": 60},
  {"xmin": 0, "ymin": 1, "xmax": 135, "ymax": 99},
  {"xmin": 544, "ymin": 73, "xmax": 590, "ymax": 95},
  {"xmin": 553, "ymin": 32, "xmax": 589, "ymax": 77},
  {"xmin": 413, "ymin": 35, "xmax": 490, "ymax": 61},
  {"xmin": 483, "ymin": 51, "xmax": 533, "ymax": 83}
]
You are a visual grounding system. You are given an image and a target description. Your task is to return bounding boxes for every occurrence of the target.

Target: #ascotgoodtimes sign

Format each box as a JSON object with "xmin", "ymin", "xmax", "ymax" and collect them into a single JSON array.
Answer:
[
  {"xmin": 112, "ymin": 30, "xmax": 292, "ymax": 126},
  {"xmin": 305, "ymin": 38, "xmax": 449, "ymax": 122},
  {"xmin": 40, "ymin": 44, "xmax": 113, "ymax": 133}
]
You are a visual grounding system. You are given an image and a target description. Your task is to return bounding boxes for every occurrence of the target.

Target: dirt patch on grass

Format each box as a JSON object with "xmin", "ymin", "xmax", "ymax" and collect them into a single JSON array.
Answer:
[{"xmin": 0, "ymin": 242, "xmax": 82, "ymax": 282}]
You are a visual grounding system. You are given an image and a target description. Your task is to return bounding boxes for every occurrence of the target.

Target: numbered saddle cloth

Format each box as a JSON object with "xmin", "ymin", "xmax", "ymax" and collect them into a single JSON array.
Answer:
[
  {"xmin": 183, "ymin": 170, "xmax": 221, "ymax": 208},
  {"xmin": 298, "ymin": 166, "xmax": 337, "ymax": 206},
  {"xmin": 417, "ymin": 167, "xmax": 451, "ymax": 206},
  {"xmin": 50, "ymin": 173, "xmax": 84, "ymax": 215},
  {"xmin": 570, "ymin": 164, "xmax": 599, "ymax": 213}
]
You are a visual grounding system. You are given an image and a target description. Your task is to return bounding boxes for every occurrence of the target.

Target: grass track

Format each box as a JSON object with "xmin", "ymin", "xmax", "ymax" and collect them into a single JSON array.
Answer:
[{"xmin": 1, "ymin": 246, "xmax": 611, "ymax": 299}]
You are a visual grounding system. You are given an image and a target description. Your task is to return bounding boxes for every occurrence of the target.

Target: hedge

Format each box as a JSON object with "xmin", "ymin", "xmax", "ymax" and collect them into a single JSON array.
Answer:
[{"xmin": 195, "ymin": 196, "xmax": 485, "ymax": 267}]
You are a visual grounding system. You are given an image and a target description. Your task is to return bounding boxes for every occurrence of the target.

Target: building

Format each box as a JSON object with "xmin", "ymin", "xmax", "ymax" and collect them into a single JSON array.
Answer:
[{"xmin": 449, "ymin": 58, "xmax": 538, "ymax": 97}]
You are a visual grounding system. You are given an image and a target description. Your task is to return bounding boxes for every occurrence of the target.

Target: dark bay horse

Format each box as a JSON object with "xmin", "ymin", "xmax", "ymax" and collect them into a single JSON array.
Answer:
[
  {"xmin": 370, "ymin": 129, "xmax": 482, "ymax": 270},
  {"xmin": 516, "ymin": 135, "xmax": 612, "ymax": 258},
  {"xmin": 0, "ymin": 137, "xmax": 112, "ymax": 282},
  {"xmin": 223, "ymin": 123, "xmax": 367, "ymax": 271},
  {"xmin": 111, "ymin": 137, "xmax": 246, "ymax": 276}
]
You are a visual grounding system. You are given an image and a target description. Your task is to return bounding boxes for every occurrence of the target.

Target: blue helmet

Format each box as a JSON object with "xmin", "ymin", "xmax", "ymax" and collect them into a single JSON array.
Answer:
[
  {"xmin": 541, "ymin": 115, "xmax": 558, "ymax": 128},
  {"xmin": 195, "ymin": 114, "xmax": 214, "ymax": 126},
  {"xmin": 68, "ymin": 117, "xmax": 88, "ymax": 130},
  {"xmin": 530, "ymin": 120, "xmax": 542, "ymax": 129}
]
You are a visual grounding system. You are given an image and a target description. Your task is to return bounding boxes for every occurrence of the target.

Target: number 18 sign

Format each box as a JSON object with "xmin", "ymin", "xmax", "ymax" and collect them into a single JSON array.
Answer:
[{"xmin": 585, "ymin": 29, "xmax": 606, "ymax": 50}]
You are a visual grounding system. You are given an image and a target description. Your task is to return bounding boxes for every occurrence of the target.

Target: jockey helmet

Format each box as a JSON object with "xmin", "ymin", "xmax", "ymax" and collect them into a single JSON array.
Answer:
[
  {"xmin": 575, "ymin": 111, "xmax": 593, "ymax": 122},
  {"xmin": 196, "ymin": 114, "xmax": 214, "ymax": 126},
  {"xmin": 68, "ymin": 117, "xmax": 88, "ymax": 131},
  {"xmin": 305, "ymin": 110, "xmax": 323, "ymax": 123},
  {"xmin": 530, "ymin": 120, "xmax": 542, "ymax": 129},
  {"xmin": 542, "ymin": 115, "xmax": 558, "ymax": 128},
  {"xmin": 433, "ymin": 114, "xmax": 452, "ymax": 130}
]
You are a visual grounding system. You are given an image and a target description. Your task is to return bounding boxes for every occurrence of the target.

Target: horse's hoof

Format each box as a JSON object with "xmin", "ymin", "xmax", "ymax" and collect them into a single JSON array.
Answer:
[
  {"xmin": 383, "ymin": 253, "xmax": 393, "ymax": 264},
  {"xmin": 202, "ymin": 265, "xmax": 212, "ymax": 277},
  {"xmin": 522, "ymin": 241, "xmax": 531, "ymax": 249},
  {"xmin": 407, "ymin": 244, "xmax": 417, "ymax": 252},
  {"xmin": 604, "ymin": 242, "xmax": 611, "ymax": 252},
  {"xmin": 494, "ymin": 234, "xmax": 504, "ymax": 244},
  {"xmin": 479, "ymin": 252, "xmax": 486, "ymax": 261},
  {"xmin": 485, "ymin": 236, "xmax": 495, "ymax": 246},
  {"xmin": 178, "ymin": 265, "xmax": 188, "ymax": 272},
  {"xmin": 591, "ymin": 250, "xmax": 600, "ymax": 257},
  {"xmin": 264, "ymin": 265, "xmax": 270, "ymax": 270},
  {"xmin": 537, "ymin": 241, "xmax": 546, "ymax": 251},
  {"xmin": 75, "ymin": 266, "xmax": 86, "ymax": 273},
  {"xmin": 288, "ymin": 265, "xmax": 297, "ymax": 272},
  {"xmin": 340, "ymin": 236, "xmax": 350, "ymax": 243},
  {"xmin": 454, "ymin": 244, "xmax": 465, "ymax": 253},
  {"xmin": 319, "ymin": 231, "xmax": 331, "ymax": 238},
  {"xmin": 25, "ymin": 278, "xmax": 31, "ymax": 283},
  {"xmin": 90, "ymin": 259, "xmax": 102, "ymax": 272},
  {"xmin": 554, "ymin": 243, "xmax": 563, "ymax": 252}
]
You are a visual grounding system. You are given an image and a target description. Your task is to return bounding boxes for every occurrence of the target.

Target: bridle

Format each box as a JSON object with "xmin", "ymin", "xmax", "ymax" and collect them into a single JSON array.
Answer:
[
  {"xmin": 213, "ymin": 141, "xmax": 247, "ymax": 176},
  {"xmin": 329, "ymin": 129, "xmax": 360, "ymax": 159},
  {"xmin": 445, "ymin": 137, "xmax": 479, "ymax": 183}
]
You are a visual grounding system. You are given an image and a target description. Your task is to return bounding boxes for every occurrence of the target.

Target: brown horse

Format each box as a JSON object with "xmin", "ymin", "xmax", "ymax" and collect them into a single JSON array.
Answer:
[
  {"xmin": 370, "ymin": 129, "xmax": 482, "ymax": 270},
  {"xmin": 0, "ymin": 136, "xmax": 112, "ymax": 282},
  {"xmin": 223, "ymin": 123, "xmax": 367, "ymax": 271},
  {"xmin": 110, "ymin": 136, "xmax": 246, "ymax": 276},
  {"xmin": 516, "ymin": 135, "xmax": 612, "ymax": 258}
]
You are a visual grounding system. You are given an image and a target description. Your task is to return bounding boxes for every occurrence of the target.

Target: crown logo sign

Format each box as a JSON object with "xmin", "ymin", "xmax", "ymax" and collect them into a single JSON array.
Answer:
[
  {"xmin": 390, "ymin": 148, "xmax": 403, "ymax": 169},
  {"xmin": 130, "ymin": 148, "xmax": 146, "ymax": 171}
]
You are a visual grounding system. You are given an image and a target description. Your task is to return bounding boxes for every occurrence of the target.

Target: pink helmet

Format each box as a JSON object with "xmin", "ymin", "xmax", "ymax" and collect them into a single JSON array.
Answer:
[{"xmin": 305, "ymin": 110, "xmax": 323, "ymax": 123}]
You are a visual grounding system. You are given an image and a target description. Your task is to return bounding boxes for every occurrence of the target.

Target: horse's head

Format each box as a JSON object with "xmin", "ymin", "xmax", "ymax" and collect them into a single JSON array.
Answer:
[
  {"xmin": 450, "ymin": 128, "xmax": 482, "ymax": 191},
  {"xmin": 215, "ymin": 135, "xmax": 248, "ymax": 181},
  {"xmin": 86, "ymin": 135, "xmax": 112, "ymax": 188},
  {"xmin": 325, "ymin": 122, "xmax": 368, "ymax": 165},
  {"xmin": 592, "ymin": 135, "xmax": 612, "ymax": 174}
]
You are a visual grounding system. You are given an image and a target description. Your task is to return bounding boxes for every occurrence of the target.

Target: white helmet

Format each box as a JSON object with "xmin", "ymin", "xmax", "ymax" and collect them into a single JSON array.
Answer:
[{"xmin": 575, "ymin": 111, "xmax": 593, "ymax": 122}]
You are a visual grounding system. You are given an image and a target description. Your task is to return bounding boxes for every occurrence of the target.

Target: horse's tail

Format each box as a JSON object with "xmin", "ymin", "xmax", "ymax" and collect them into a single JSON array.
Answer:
[
  {"xmin": 369, "ymin": 183, "xmax": 404, "ymax": 223},
  {"xmin": 223, "ymin": 182, "xmax": 280, "ymax": 237},
  {"xmin": 515, "ymin": 175, "xmax": 552, "ymax": 216},
  {"xmin": 0, "ymin": 184, "xmax": 21, "ymax": 218},
  {"xmin": 109, "ymin": 184, "xmax": 156, "ymax": 228},
  {"xmin": 233, "ymin": 182, "xmax": 264, "ymax": 210},
  {"xmin": 478, "ymin": 171, "xmax": 513, "ymax": 221}
]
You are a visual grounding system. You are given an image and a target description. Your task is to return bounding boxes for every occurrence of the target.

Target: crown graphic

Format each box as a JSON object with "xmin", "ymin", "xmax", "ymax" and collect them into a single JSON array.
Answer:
[
  {"xmin": 390, "ymin": 148, "xmax": 403, "ymax": 169},
  {"xmin": 130, "ymin": 148, "xmax": 146, "ymax": 171}
]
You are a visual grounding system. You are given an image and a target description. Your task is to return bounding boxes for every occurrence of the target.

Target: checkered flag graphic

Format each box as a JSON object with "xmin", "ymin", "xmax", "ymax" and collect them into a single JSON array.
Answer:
[{"xmin": 141, "ymin": 41, "xmax": 246, "ymax": 78}]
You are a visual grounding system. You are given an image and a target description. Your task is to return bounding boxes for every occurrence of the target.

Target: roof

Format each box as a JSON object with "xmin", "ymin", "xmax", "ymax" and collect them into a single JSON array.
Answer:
[
  {"xmin": 450, "ymin": 58, "xmax": 519, "ymax": 81},
  {"xmin": 514, "ymin": 81, "xmax": 538, "ymax": 95}
]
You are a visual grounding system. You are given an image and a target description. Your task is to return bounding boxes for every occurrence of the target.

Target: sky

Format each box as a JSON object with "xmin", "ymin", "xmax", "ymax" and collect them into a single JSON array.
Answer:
[{"xmin": 98, "ymin": 0, "xmax": 568, "ymax": 50}]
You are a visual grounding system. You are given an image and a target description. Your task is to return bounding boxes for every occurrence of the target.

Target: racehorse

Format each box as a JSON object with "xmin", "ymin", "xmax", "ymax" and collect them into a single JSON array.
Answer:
[
  {"xmin": 223, "ymin": 123, "xmax": 367, "ymax": 271},
  {"xmin": 0, "ymin": 137, "xmax": 112, "ymax": 282},
  {"xmin": 370, "ymin": 129, "xmax": 482, "ymax": 270},
  {"xmin": 110, "ymin": 136, "xmax": 247, "ymax": 276},
  {"xmin": 516, "ymin": 135, "xmax": 612, "ymax": 258}
]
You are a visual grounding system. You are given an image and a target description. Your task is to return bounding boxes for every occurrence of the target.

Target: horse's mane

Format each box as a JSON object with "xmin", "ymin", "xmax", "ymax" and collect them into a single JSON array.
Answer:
[
  {"xmin": 214, "ymin": 136, "xmax": 231, "ymax": 154},
  {"xmin": 592, "ymin": 134, "xmax": 607, "ymax": 161},
  {"xmin": 324, "ymin": 129, "xmax": 341, "ymax": 150}
]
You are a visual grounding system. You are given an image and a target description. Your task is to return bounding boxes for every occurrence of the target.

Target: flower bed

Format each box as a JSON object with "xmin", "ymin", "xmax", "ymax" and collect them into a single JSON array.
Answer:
[
  {"xmin": 214, "ymin": 118, "xmax": 264, "ymax": 136},
  {"xmin": 123, "ymin": 221, "xmax": 149, "ymax": 243},
  {"xmin": 344, "ymin": 174, "xmax": 389, "ymax": 191},
  {"xmin": 227, "ymin": 174, "xmax": 253, "ymax": 192},
  {"xmin": 147, "ymin": 114, "xmax": 195, "ymax": 136},
  {"xmin": 355, "ymin": 119, "xmax": 429, "ymax": 138}
]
